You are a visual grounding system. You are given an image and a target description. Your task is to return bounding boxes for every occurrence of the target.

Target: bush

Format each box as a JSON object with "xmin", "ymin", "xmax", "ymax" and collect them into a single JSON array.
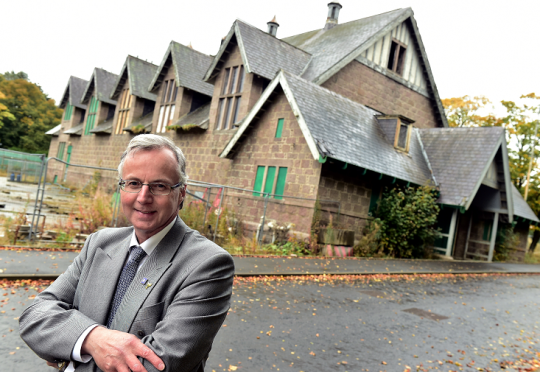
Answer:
[
  {"xmin": 374, "ymin": 185, "xmax": 440, "ymax": 258},
  {"xmin": 353, "ymin": 219, "xmax": 382, "ymax": 257},
  {"xmin": 494, "ymin": 225, "xmax": 520, "ymax": 262}
]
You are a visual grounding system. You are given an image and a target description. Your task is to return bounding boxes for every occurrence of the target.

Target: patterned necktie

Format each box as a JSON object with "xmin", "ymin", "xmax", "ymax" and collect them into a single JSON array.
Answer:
[{"xmin": 107, "ymin": 246, "xmax": 147, "ymax": 328}]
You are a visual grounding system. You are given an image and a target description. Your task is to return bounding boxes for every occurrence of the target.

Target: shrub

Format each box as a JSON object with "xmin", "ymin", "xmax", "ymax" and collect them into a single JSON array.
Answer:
[
  {"xmin": 375, "ymin": 185, "xmax": 440, "ymax": 258},
  {"xmin": 494, "ymin": 225, "xmax": 520, "ymax": 262},
  {"xmin": 353, "ymin": 219, "xmax": 382, "ymax": 257}
]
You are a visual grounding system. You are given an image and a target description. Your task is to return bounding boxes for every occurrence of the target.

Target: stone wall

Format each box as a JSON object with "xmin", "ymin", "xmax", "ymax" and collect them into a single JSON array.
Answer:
[
  {"xmin": 322, "ymin": 60, "xmax": 440, "ymax": 129},
  {"xmin": 222, "ymin": 88, "xmax": 322, "ymax": 236},
  {"xmin": 316, "ymin": 163, "xmax": 377, "ymax": 239}
]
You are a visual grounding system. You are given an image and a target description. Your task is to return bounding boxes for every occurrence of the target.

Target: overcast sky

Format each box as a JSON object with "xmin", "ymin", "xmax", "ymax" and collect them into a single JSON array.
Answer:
[{"xmin": 2, "ymin": 0, "xmax": 539, "ymax": 115}]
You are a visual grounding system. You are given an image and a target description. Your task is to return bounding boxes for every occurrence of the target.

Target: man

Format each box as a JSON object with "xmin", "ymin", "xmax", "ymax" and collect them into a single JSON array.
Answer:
[{"xmin": 20, "ymin": 134, "xmax": 235, "ymax": 372}]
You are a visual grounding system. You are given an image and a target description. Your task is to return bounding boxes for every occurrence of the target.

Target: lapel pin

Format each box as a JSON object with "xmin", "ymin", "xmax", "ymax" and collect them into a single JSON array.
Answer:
[
  {"xmin": 141, "ymin": 278, "xmax": 148, "ymax": 285},
  {"xmin": 145, "ymin": 282, "xmax": 153, "ymax": 290}
]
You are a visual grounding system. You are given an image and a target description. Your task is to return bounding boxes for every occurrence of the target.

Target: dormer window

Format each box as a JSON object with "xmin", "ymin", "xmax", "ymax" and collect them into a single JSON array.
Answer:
[
  {"xmin": 216, "ymin": 65, "xmax": 245, "ymax": 130},
  {"xmin": 64, "ymin": 103, "xmax": 73, "ymax": 121},
  {"xmin": 156, "ymin": 79, "xmax": 178, "ymax": 133},
  {"xmin": 376, "ymin": 115, "xmax": 414, "ymax": 153},
  {"xmin": 394, "ymin": 120, "xmax": 412, "ymax": 151},
  {"xmin": 84, "ymin": 96, "xmax": 99, "ymax": 135},
  {"xmin": 387, "ymin": 39, "xmax": 407, "ymax": 76},
  {"xmin": 115, "ymin": 88, "xmax": 132, "ymax": 134}
]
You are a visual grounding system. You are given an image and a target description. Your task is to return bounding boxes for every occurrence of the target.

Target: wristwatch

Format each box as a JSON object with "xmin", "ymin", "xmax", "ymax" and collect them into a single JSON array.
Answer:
[{"xmin": 57, "ymin": 360, "xmax": 67, "ymax": 371}]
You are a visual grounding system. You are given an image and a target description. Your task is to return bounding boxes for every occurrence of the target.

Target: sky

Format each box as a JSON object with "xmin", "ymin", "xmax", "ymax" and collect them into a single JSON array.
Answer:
[{"xmin": 2, "ymin": 0, "xmax": 539, "ymax": 116}]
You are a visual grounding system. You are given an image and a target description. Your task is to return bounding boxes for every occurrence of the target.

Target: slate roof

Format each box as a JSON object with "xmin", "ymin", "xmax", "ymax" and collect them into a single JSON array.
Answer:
[
  {"xmin": 512, "ymin": 185, "xmax": 539, "ymax": 222},
  {"xmin": 90, "ymin": 118, "xmax": 114, "ymax": 134},
  {"xmin": 63, "ymin": 123, "xmax": 84, "ymax": 136},
  {"xmin": 111, "ymin": 56, "xmax": 158, "ymax": 101},
  {"xmin": 171, "ymin": 103, "xmax": 210, "ymax": 130},
  {"xmin": 418, "ymin": 127, "xmax": 504, "ymax": 207},
  {"xmin": 123, "ymin": 112, "xmax": 153, "ymax": 133},
  {"xmin": 45, "ymin": 124, "xmax": 62, "ymax": 136},
  {"xmin": 59, "ymin": 76, "xmax": 88, "ymax": 109},
  {"xmin": 223, "ymin": 70, "xmax": 434, "ymax": 186},
  {"xmin": 204, "ymin": 20, "xmax": 311, "ymax": 82},
  {"xmin": 150, "ymin": 42, "xmax": 214, "ymax": 97},
  {"xmin": 81, "ymin": 68, "xmax": 118, "ymax": 106},
  {"xmin": 283, "ymin": 8, "xmax": 410, "ymax": 82}
]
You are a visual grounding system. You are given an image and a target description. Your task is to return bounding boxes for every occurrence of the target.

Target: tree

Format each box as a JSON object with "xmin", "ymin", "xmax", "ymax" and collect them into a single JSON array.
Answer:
[
  {"xmin": 442, "ymin": 96, "xmax": 497, "ymax": 128},
  {"xmin": 0, "ymin": 90, "xmax": 15, "ymax": 130},
  {"xmin": 0, "ymin": 72, "xmax": 62, "ymax": 153},
  {"xmin": 1, "ymin": 71, "xmax": 28, "ymax": 81}
]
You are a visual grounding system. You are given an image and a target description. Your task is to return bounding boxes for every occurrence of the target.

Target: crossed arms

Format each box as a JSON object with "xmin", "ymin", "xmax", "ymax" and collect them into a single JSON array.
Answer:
[{"xmin": 19, "ymin": 229, "xmax": 235, "ymax": 371}]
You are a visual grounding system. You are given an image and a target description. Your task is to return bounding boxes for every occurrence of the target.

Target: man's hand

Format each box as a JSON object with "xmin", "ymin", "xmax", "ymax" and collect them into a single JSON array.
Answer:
[{"xmin": 81, "ymin": 326, "xmax": 164, "ymax": 372}]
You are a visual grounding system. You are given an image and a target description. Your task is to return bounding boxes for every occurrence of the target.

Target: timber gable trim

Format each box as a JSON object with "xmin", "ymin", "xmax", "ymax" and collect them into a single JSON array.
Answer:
[{"xmin": 297, "ymin": 9, "xmax": 447, "ymax": 128}]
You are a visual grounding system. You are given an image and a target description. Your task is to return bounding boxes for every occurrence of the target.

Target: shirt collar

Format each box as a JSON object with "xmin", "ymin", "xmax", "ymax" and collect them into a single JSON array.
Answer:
[{"xmin": 129, "ymin": 217, "xmax": 177, "ymax": 257}]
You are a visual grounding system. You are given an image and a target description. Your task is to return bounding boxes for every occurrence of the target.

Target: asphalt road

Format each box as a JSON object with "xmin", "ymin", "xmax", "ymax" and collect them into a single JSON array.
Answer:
[
  {"xmin": 2, "ymin": 274, "xmax": 539, "ymax": 371},
  {"xmin": 2, "ymin": 250, "xmax": 540, "ymax": 278}
]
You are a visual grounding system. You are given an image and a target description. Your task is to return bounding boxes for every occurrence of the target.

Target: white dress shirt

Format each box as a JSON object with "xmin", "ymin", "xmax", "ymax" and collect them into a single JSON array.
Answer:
[{"xmin": 65, "ymin": 218, "xmax": 177, "ymax": 371}]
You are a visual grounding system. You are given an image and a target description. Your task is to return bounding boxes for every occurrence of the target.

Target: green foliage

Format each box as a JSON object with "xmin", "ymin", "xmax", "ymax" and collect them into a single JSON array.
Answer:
[
  {"xmin": 263, "ymin": 236, "xmax": 310, "ymax": 256},
  {"xmin": 374, "ymin": 185, "xmax": 440, "ymax": 258},
  {"xmin": 165, "ymin": 123, "xmax": 199, "ymax": 132},
  {"xmin": 442, "ymin": 96, "xmax": 497, "ymax": 128},
  {"xmin": 0, "ymin": 71, "xmax": 62, "ymax": 153},
  {"xmin": 1, "ymin": 71, "xmax": 28, "ymax": 81},
  {"xmin": 130, "ymin": 124, "xmax": 147, "ymax": 134},
  {"xmin": 494, "ymin": 225, "xmax": 520, "ymax": 262},
  {"xmin": 353, "ymin": 219, "xmax": 382, "ymax": 257}
]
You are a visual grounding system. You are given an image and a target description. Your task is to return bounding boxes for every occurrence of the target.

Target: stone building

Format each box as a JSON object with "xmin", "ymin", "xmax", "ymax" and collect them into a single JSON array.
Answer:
[{"xmin": 45, "ymin": 4, "xmax": 538, "ymax": 261}]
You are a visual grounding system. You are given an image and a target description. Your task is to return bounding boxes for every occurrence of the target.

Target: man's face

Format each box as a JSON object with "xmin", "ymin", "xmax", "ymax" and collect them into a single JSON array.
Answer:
[{"xmin": 120, "ymin": 148, "xmax": 185, "ymax": 243}]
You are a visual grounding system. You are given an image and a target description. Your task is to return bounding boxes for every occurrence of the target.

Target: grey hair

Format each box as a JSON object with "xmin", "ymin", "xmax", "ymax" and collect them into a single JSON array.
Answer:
[{"xmin": 118, "ymin": 134, "xmax": 188, "ymax": 186}]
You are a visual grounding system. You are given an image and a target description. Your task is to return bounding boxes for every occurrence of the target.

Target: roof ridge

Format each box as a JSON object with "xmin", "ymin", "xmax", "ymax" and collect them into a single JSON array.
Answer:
[
  {"xmin": 235, "ymin": 19, "xmax": 312, "ymax": 56},
  {"xmin": 282, "ymin": 8, "xmax": 407, "ymax": 43}
]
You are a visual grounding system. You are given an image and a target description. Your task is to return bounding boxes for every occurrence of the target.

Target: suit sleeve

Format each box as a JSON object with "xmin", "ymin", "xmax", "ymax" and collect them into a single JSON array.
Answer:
[
  {"xmin": 141, "ymin": 251, "xmax": 235, "ymax": 372},
  {"xmin": 18, "ymin": 234, "xmax": 99, "ymax": 362}
]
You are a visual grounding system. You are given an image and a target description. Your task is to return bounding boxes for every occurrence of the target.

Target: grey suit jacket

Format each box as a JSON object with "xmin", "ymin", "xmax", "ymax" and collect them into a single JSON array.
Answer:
[{"xmin": 19, "ymin": 218, "xmax": 235, "ymax": 372}]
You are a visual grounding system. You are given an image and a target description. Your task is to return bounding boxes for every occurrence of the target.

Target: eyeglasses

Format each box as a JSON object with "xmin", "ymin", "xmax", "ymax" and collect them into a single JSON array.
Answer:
[{"xmin": 119, "ymin": 179, "xmax": 182, "ymax": 196}]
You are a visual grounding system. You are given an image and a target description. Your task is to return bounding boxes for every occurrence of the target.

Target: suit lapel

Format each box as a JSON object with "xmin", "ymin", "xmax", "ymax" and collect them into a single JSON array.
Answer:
[
  {"xmin": 81, "ymin": 232, "xmax": 132, "ymax": 325},
  {"xmin": 111, "ymin": 219, "xmax": 187, "ymax": 332}
]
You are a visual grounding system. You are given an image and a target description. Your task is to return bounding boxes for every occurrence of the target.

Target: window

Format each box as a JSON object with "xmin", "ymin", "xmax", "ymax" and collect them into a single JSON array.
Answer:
[
  {"xmin": 84, "ymin": 96, "xmax": 99, "ymax": 135},
  {"xmin": 156, "ymin": 79, "xmax": 178, "ymax": 133},
  {"xmin": 216, "ymin": 65, "xmax": 245, "ymax": 130},
  {"xmin": 252, "ymin": 165, "xmax": 288, "ymax": 199},
  {"xmin": 64, "ymin": 103, "xmax": 73, "ymax": 121},
  {"xmin": 57, "ymin": 142, "xmax": 66, "ymax": 160},
  {"xmin": 115, "ymin": 88, "xmax": 132, "ymax": 134},
  {"xmin": 387, "ymin": 39, "xmax": 407, "ymax": 75},
  {"xmin": 394, "ymin": 121, "xmax": 411, "ymax": 151},
  {"xmin": 275, "ymin": 118, "xmax": 284, "ymax": 138}
]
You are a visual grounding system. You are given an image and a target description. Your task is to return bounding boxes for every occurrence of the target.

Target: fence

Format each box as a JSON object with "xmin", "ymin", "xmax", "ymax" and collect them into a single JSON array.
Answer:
[
  {"xmin": 0, "ymin": 149, "xmax": 44, "ymax": 184},
  {"xmin": 23, "ymin": 157, "xmax": 342, "ymax": 246},
  {"xmin": 180, "ymin": 180, "xmax": 342, "ymax": 246}
]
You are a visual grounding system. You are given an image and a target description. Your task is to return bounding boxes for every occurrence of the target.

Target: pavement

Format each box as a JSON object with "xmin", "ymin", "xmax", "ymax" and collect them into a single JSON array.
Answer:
[{"xmin": 1, "ymin": 249, "xmax": 540, "ymax": 279}]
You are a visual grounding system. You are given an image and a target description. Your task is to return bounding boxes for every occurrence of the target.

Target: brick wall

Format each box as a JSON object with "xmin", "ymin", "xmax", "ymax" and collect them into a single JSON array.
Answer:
[{"xmin": 322, "ymin": 60, "xmax": 440, "ymax": 129}]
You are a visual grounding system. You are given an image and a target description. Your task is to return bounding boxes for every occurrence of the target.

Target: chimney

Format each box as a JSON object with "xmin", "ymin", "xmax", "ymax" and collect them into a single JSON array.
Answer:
[
  {"xmin": 267, "ymin": 16, "xmax": 279, "ymax": 37},
  {"xmin": 325, "ymin": 2, "xmax": 342, "ymax": 30}
]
